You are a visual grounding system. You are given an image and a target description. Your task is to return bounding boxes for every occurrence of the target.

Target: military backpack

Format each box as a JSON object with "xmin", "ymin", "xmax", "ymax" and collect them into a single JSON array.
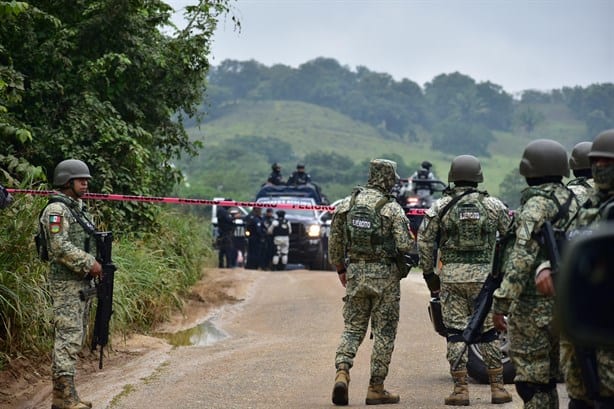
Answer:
[{"xmin": 346, "ymin": 187, "xmax": 391, "ymax": 258}]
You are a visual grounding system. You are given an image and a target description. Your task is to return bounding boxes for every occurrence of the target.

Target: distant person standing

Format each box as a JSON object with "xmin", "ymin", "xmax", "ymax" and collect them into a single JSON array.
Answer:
[
  {"xmin": 267, "ymin": 163, "xmax": 284, "ymax": 185},
  {"xmin": 268, "ymin": 210, "xmax": 291, "ymax": 270},
  {"xmin": 231, "ymin": 209, "xmax": 246, "ymax": 267},
  {"xmin": 261, "ymin": 208, "xmax": 275, "ymax": 270},
  {"xmin": 216, "ymin": 204, "xmax": 236, "ymax": 268},
  {"xmin": 287, "ymin": 163, "xmax": 312, "ymax": 185},
  {"xmin": 244, "ymin": 207, "xmax": 265, "ymax": 270}
]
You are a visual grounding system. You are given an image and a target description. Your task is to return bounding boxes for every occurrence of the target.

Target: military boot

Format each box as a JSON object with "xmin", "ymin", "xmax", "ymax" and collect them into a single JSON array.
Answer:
[
  {"xmin": 331, "ymin": 363, "xmax": 350, "ymax": 406},
  {"xmin": 69, "ymin": 379, "xmax": 93, "ymax": 408},
  {"xmin": 365, "ymin": 384, "xmax": 400, "ymax": 405},
  {"xmin": 52, "ymin": 376, "xmax": 90, "ymax": 409},
  {"xmin": 445, "ymin": 370, "xmax": 469, "ymax": 406},
  {"xmin": 487, "ymin": 367, "xmax": 512, "ymax": 404}
]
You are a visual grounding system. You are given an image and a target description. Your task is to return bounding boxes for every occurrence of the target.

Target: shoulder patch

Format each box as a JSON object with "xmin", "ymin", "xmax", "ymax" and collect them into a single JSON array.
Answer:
[{"xmin": 49, "ymin": 214, "xmax": 62, "ymax": 234}]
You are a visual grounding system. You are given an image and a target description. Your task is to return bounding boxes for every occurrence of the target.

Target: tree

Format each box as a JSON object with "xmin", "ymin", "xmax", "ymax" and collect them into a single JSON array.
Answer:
[
  {"xmin": 514, "ymin": 106, "xmax": 545, "ymax": 134},
  {"xmin": 0, "ymin": 0, "xmax": 237, "ymax": 230},
  {"xmin": 498, "ymin": 168, "xmax": 525, "ymax": 209}
]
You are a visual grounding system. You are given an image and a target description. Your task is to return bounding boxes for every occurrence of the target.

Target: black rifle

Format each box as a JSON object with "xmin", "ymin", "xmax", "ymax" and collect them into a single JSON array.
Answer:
[
  {"xmin": 451, "ymin": 232, "xmax": 513, "ymax": 370},
  {"xmin": 539, "ymin": 220, "xmax": 561, "ymax": 277},
  {"xmin": 91, "ymin": 231, "xmax": 116, "ymax": 369}
]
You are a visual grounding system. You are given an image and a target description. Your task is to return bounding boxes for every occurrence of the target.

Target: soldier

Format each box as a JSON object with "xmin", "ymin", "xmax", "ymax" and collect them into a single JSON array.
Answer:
[
  {"xmin": 0, "ymin": 183, "xmax": 13, "ymax": 209},
  {"xmin": 268, "ymin": 209, "xmax": 291, "ymax": 271},
  {"xmin": 567, "ymin": 141, "xmax": 595, "ymax": 206},
  {"xmin": 536, "ymin": 129, "xmax": 614, "ymax": 408},
  {"xmin": 417, "ymin": 155, "xmax": 513, "ymax": 406},
  {"xmin": 329, "ymin": 159, "xmax": 413, "ymax": 406},
  {"xmin": 287, "ymin": 163, "xmax": 312, "ymax": 185},
  {"xmin": 41, "ymin": 159, "xmax": 102, "ymax": 409},
  {"xmin": 492, "ymin": 139, "xmax": 579, "ymax": 409},
  {"xmin": 267, "ymin": 162, "xmax": 284, "ymax": 185}
]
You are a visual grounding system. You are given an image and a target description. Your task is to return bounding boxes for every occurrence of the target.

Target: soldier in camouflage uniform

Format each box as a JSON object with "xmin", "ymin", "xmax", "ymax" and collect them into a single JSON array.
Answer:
[
  {"xmin": 41, "ymin": 159, "xmax": 102, "ymax": 409},
  {"xmin": 536, "ymin": 130, "xmax": 614, "ymax": 409},
  {"xmin": 417, "ymin": 155, "xmax": 512, "ymax": 406},
  {"xmin": 567, "ymin": 141, "xmax": 595, "ymax": 206},
  {"xmin": 329, "ymin": 159, "xmax": 413, "ymax": 406},
  {"xmin": 492, "ymin": 139, "xmax": 579, "ymax": 409}
]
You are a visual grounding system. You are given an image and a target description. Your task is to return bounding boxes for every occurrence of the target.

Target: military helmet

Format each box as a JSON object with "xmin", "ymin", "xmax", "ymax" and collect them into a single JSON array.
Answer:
[
  {"xmin": 448, "ymin": 155, "xmax": 483, "ymax": 183},
  {"xmin": 588, "ymin": 129, "xmax": 614, "ymax": 160},
  {"xmin": 569, "ymin": 141, "xmax": 592, "ymax": 170},
  {"xmin": 53, "ymin": 159, "xmax": 92, "ymax": 187},
  {"xmin": 272, "ymin": 162, "xmax": 281, "ymax": 171},
  {"xmin": 276, "ymin": 210, "xmax": 285, "ymax": 218},
  {"xmin": 519, "ymin": 139, "xmax": 569, "ymax": 178},
  {"xmin": 296, "ymin": 163, "xmax": 305, "ymax": 169}
]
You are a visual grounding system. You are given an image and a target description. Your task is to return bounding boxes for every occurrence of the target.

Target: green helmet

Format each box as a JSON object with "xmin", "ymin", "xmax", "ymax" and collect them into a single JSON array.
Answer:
[
  {"xmin": 448, "ymin": 155, "xmax": 483, "ymax": 183},
  {"xmin": 588, "ymin": 129, "xmax": 614, "ymax": 160},
  {"xmin": 519, "ymin": 139, "xmax": 569, "ymax": 178},
  {"xmin": 569, "ymin": 141, "xmax": 592, "ymax": 170},
  {"xmin": 53, "ymin": 159, "xmax": 92, "ymax": 187}
]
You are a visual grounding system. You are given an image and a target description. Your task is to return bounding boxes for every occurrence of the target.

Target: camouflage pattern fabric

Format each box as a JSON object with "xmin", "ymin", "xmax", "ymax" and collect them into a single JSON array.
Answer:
[
  {"xmin": 41, "ymin": 192, "xmax": 97, "ymax": 379},
  {"xmin": 329, "ymin": 159, "xmax": 413, "ymax": 385},
  {"xmin": 41, "ymin": 193, "xmax": 97, "ymax": 281},
  {"xmin": 417, "ymin": 187, "xmax": 511, "ymax": 282},
  {"xmin": 566, "ymin": 177, "xmax": 595, "ymax": 207},
  {"xmin": 562, "ymin": 186, "xmax": 614, "ymax": 402},
  {"xmin": 441, "ymin": 282, "xmax": 503, "ymax": 369},
  {"xmin": 417, "ymin": 187, "xmax": 510, "ymax": 374},
  {"xmin": 492, "ymin": 183, "xmax": 579, "ymax": 408},
  {"xmin": 50, "ymin": 279, "xmax": 92, "ymax": 377}
]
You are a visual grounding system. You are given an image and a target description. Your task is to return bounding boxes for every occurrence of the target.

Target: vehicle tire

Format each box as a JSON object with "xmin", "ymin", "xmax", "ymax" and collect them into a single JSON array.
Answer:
[
  {"xmin": 466, "ymin": 331, "xmax": 515, "ymax": 384},
  {"xmin": 310, "ymin": 243, "xmax": 327, "ymax": 270}
]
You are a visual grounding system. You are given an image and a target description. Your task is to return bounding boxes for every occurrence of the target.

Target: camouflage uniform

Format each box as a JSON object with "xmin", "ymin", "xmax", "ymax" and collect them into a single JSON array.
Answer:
[
  {"xmin": 493, "ymin": 183, "xmax": 579, "ymax": 409},
  {"xmin": 329, "ymin": 159, "xmax": 413, "ymax": 388},
  {"xmin": 418, "ymin": 187, "xmax": 511, "ymax": 371},
  {"xmin": 563, "ymin": 187, "xmax": 614, "ymax": 407},
  {"xmin": 566, "ymin": 177, "xmax": 595, "ymax": 207},
  {"xmin": 41, "ymin": 192, "xmax": 97, "ymax": 379}
]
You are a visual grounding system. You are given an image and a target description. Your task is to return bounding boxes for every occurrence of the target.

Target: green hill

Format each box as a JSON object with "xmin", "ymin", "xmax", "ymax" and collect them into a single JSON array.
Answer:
[{"xmin": 182, "ymin": 99, "xmax": 586, "ymax": 202}]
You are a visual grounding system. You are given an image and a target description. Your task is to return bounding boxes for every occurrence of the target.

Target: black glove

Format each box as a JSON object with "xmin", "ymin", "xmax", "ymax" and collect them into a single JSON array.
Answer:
[{"xmin": 423, "ymin": 272, "xmax": 441, "ymax": 293}]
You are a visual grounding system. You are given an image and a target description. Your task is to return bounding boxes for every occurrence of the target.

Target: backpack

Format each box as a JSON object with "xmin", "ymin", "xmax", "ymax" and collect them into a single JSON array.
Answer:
[
  {"xmin": 273, "ymin": 218, "xmax": 290, "ymax": 236},
  {"xmin": 346, "ymin": 187, "xmax": 391, "ymax": 258},
  {"xmin": 441, "ymin": 190, "xmax": 492, "ymax": 253}
]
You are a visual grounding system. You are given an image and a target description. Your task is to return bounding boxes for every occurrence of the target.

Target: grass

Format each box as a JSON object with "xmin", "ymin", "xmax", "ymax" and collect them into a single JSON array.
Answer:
[{"xmin": 0, "ymin": 196, "xmax": 215, "ymax": 370}]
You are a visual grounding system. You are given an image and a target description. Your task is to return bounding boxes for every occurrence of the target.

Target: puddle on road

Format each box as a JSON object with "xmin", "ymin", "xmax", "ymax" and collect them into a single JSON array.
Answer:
[{"xmin": 156, "ymin": 320, "xmax": 228, "ymax": 347}]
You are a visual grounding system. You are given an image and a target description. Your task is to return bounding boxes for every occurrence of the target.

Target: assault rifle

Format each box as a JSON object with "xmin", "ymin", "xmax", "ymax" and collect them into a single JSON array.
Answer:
[
  {"xmin": 452, "ymin": 232, "xmax": 513, "ymax": 370},
  {"xmin": 79, "ymin": 231, "xmax": 116, "ymax": 369},
  {"xmin": 538, "ymin": 220, "xmax": 562, "ymax": 278}
]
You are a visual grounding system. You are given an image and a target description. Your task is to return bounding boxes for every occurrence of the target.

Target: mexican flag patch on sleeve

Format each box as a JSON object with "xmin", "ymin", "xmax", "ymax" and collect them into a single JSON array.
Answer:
[{"xmin": 49, "ymin": 215, "xmax": 62, "ymax": 234}]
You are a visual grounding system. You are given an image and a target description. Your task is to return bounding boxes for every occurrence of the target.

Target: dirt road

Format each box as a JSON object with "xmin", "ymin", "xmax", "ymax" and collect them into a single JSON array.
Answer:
[{"xmin": 13, "ymin": 268, "xmax": 569, "ymax": 409}]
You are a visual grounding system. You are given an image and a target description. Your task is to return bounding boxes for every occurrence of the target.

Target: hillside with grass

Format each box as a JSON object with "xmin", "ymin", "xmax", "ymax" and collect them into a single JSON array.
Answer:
[{"xmin": 179, "ymin": 99, "xmax": 575, "ymax": 202}]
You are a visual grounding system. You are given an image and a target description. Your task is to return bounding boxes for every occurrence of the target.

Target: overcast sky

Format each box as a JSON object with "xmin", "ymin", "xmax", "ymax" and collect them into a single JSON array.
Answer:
[{"xmin": 169, "ymin": 0, "xmax": 613, "ymax": 94}]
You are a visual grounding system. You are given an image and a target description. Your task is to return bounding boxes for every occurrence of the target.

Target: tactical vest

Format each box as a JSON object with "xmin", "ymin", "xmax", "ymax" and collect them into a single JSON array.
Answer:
[
  {"xmin": 346, "ymin": 187, "xmax": 394, "ymax": 261},
  {"xmin": 440, "ymin": 191, "xmax": 494, "ymax": 264},
  {"xmin": 273, "ymin": 219, "xmax": 290, "ymax": 236},
  {"xmin": 40, "ymin": 194, "xmax": 97, "ymax": 281}
]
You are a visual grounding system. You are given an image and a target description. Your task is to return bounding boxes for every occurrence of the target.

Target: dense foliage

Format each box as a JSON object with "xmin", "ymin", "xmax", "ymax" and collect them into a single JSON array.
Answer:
[{"xmin": 0, "ymin": 0, "xmax": 236, "ymax": 230}]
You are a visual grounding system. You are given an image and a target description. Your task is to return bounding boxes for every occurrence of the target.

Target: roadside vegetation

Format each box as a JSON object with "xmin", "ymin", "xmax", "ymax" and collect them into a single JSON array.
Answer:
[{"xmin": 0, "ymin": 195, "xmax": 214, "ymax": 371}]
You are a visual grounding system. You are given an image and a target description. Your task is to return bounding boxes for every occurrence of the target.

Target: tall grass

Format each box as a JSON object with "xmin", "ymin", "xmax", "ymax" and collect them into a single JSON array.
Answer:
[{"xmin": 0, "ymin": 195, "xmax": 214, "ymax": 370}]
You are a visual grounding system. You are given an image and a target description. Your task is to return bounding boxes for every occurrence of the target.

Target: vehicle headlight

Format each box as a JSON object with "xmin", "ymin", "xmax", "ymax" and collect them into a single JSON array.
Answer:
[{"xmin": 307, "ymin": 224, "xmax": 321, "ymax": 238}]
